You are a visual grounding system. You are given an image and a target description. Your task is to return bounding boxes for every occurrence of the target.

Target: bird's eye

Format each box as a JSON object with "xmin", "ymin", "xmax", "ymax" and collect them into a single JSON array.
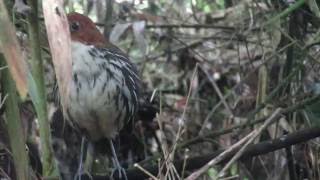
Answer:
[{"xmin": 70, "ymin": 22, "xmax": 80, "ymax": 32}]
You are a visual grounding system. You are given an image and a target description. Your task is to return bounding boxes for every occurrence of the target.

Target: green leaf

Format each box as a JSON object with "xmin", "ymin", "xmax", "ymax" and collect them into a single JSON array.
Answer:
[
  {"xmin": 231, "ymin": 163, "xmax": 238, "ymax": 175},
  {"xmin": 208, "ymin": 167, "xmax": 219, "ymax": 179},
  {"xmin": 27, "ymin": 72, "xmax": 41, "ymax": 114},
  {"xmin": 216, "ymin": 0, "xmax": 225, "ymax": 9},
  {"xmin": 308, "ymin": 0, "xmax": 320, "ymax": 18},
  {"xmin": 305, "ymin": 99, "xmax": 320, "ymax": 127}
]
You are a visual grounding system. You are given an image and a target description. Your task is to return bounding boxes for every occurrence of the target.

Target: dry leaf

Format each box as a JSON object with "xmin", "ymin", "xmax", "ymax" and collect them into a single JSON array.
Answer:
[
  {"xmin": 0, "ymin": 1, "xmax": 28, "ymax": 98},
  {"xmin": 132, "ymin": 21, "xmax": 147, "ymax": 56},
  {"xmin": 109, "ymin": 22, "xmax": 132, "ymax": 44},
  {"xmin": 13, "ymin": 0, "xmax": 31, "ymax": 15},
  {"xmin": 42, "ymin": 0, "xmax": 72, "ymax": 112}
]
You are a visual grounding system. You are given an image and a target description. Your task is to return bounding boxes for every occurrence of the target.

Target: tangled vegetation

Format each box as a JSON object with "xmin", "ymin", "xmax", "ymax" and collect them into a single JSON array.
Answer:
[{"xmin": 1, "ymin": 0, "xmax": 320, "ymax": 179}]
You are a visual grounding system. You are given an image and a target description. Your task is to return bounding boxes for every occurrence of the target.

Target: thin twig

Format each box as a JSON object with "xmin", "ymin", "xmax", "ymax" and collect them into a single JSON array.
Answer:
[
  {"xmin": 168, "ymin": 63, "xmax": 199, "ymax": 178},
  {"xmin": 179, "ymin": 94, "xmax": 320, "ymax": 148},
  {"xmin": 185, "ymin": 131, "xmax": 255, "ymax": 180},
  {"xmin": 196, "ymin": 41, "xmax": 296, "ymax": 134},
  {"xmin": 217, "ymin": 108, "xmax": 283, "ymax": 177},
  {"xmin": 134, "ymin": 163, "xmax": 158, "ymax": 180},
  {"xmin": 199, "ymin": 65, "xmax": 233, "ymax": 116},
  {"xmin": 78, "ymin": 126, "xmax": 320, "ymax": 180},
  {"xmin": 95, "ymin": 22, "xmax": 261, "ymax": 31}
]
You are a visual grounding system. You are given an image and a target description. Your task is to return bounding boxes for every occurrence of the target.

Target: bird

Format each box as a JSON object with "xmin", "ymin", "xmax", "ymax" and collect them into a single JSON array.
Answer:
[{"xmin": 54, "ymin": 12, "xmax": 141, "ymax": 179}]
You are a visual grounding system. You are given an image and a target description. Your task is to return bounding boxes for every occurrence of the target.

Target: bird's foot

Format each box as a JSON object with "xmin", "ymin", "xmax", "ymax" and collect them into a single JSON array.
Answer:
[
  {"xmin": 74, "ymin": 137, "xmax": 92, "ymax": 180},
  {"xmin": 110, "ymin": 162, "xmax": 128, "ymax": 180},
  {"xmin": 74, "ymin": 170, "xmax": 92, "ymax": 180},
  {"xmin": 109, "ymin": 139, "xmax": 128, "ymax": 180}
]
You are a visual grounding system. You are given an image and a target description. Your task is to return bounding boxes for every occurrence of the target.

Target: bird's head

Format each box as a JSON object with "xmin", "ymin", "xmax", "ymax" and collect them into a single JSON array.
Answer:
[{"xmin": 67, "ymin": 12, "xmax": 106, "ymax": 47}]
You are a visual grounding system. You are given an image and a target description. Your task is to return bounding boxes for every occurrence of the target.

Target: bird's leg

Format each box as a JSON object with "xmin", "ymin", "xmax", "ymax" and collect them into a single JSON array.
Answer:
[
  {"xmin": 75, "ymin": 137, "xmax": 92, "ymax": 180},
  {"xmin": 75, "ymin": 137, "xmax": 85, "ymax": 180},
  {"xmin": 109, "ymin": 139, "xmax": 127, "ymax": 180},
  {"xmin": 84, "ymin": 142, "xmax": 94, "ymax": 172}
]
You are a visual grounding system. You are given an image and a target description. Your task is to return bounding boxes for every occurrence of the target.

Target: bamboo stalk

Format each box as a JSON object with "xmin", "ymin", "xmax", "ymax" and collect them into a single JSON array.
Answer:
[
  {"xmin": 263, "ymin": 0, "xmax": 306, "ymax": 27},
  {"xmin": 0, "ymin": 56, "xmax": 29, "ymax": 180},
  {"xmin": 26, "ymin": 0, "xmax": 56, "ymax": 176}
]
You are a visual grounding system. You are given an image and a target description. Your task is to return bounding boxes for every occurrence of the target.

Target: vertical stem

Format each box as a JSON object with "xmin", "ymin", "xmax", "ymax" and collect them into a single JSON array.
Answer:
[
  {"xmin": 27, "ymin": 0, "xmax": 56, "ymax": 176},
  {"xmin": 256, "ymin": 65, "xmax": 268, "ymax": 119},
  {"xmin": 103, "ymin": 0, "xmax": 113, "ymax": 40},
  {"xmin": 0, "ymin": 56, "xmax": 29, "ymax": 180},
  {"xmin": 68, "ymin": 0, "xmax": 74, "ymax": 12}
]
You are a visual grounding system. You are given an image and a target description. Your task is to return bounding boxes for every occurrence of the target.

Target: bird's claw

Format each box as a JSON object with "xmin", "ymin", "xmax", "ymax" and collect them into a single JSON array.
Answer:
[
  {"xmin": 74, "ymin": 170, "xmax": 92, "ymax": 180},
  {"xmin": 111, "ymin": 159, "xmax": 128, "ymax": 180},
  {"xmin": 110, "ymin": 161, "xmax": 128, "ymax": 180}
]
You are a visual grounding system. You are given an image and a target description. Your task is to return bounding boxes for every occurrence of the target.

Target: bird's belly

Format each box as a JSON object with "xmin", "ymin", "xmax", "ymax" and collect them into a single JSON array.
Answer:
[
  {"xmin": 65, "ymin": 42, "xmax": 138, "ymax": 141},
  {"xmin": 67, "ymin": 69, "xmax": 126, "ymax": 141}
]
